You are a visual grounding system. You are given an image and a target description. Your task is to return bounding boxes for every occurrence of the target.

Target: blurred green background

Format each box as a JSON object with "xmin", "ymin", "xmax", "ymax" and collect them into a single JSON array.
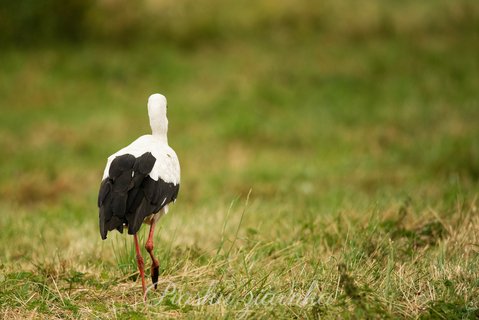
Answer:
[
  {"xmin": 0, "ymin": 0, "xmax": 478, "ymax": 318},
  {"xmin": 1, "ymin": 0, "xmax": 477, "ymax": 207}
]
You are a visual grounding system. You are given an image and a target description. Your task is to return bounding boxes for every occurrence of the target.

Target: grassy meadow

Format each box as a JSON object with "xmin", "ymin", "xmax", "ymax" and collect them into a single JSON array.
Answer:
[{"xmin": 1, "ymin": 1, "xmax": 479, "ymax": 318}]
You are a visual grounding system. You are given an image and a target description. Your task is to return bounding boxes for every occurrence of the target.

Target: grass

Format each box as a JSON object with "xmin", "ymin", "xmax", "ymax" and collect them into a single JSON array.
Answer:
[{"xmin": 0, "ymin": 1, "xmax": 479, "ymax": 318}]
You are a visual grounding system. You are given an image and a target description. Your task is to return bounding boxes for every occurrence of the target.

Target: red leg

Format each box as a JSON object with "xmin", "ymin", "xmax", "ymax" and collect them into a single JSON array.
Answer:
[
  {"xmin": 134, "ymin": 233, "xmax": 147, "ymax": 301},
  {"xmin": 145, "ymin": 220, "xmax": 160, "ymax": 289}
]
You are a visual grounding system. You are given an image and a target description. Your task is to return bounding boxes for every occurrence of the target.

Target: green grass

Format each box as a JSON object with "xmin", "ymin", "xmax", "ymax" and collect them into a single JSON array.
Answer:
[{"xmin": 1, "ymin": 1, "xmax": 479, "ymax": 318}]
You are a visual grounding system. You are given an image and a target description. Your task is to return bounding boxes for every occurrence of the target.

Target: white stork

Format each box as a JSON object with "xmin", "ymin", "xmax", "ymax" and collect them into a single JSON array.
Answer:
[{"xmin": 97, "ymin": 93, "xmax": 180, "ymax": 299}]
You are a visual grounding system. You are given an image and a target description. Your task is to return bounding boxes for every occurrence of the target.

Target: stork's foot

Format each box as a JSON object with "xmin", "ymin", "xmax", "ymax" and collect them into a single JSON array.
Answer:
[
  {"xmin": 146, "ymin": 247, "xmax": 160, "ymax": 289},
  {"xmin": 151, "ymin": 264, "xmax": 159, "ymax": 289},
  {"xmin": 146, "ymin": 220, "xmax": 160, "ymax": 290}
]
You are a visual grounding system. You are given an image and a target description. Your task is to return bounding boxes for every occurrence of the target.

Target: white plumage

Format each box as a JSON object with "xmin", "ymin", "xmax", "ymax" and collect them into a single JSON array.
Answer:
[
  {"xmin": 101, "ymin": 93, "xmax": 180, "ymax": 184},
  {"xmin": 102, "ymin": 135, "xmax": 180, "ymax": 184}
]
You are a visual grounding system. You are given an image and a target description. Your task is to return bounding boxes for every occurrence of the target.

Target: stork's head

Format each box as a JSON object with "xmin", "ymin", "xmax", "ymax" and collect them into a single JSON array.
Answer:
[{"xmin": 147, "ymin": 93, "xmax": 168, "ymax": 137}]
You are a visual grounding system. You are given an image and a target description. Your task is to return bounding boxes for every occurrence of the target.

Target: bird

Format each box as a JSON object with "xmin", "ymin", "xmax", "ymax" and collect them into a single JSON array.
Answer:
[{"xmin": 97, "ymin": 93, "xmax": 180, "ymax": 299}]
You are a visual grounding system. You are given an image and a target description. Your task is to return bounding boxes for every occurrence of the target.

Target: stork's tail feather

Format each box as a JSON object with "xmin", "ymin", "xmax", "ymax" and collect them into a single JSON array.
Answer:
[{"xmin": 98, "ymin": 153, "xmax": 157, "ymax": 239}]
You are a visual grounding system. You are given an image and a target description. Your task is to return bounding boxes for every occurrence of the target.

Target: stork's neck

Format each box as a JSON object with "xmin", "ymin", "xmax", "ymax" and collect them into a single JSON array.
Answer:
[{"xmin": 149, "ymin": 116, "xmax": 168, "ymax": 143}]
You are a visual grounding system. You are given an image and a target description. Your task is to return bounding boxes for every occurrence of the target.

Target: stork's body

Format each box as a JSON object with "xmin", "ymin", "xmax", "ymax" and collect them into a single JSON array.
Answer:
[{"xmin": 98, "ymin": 94, "xmax": 180, "ymax": 299}]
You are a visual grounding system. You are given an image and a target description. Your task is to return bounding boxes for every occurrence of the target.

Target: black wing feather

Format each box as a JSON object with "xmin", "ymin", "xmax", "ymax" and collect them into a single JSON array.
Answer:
[{"xmin": 98, "ymin": 152, "xmax": 179, "ymax": 240}]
